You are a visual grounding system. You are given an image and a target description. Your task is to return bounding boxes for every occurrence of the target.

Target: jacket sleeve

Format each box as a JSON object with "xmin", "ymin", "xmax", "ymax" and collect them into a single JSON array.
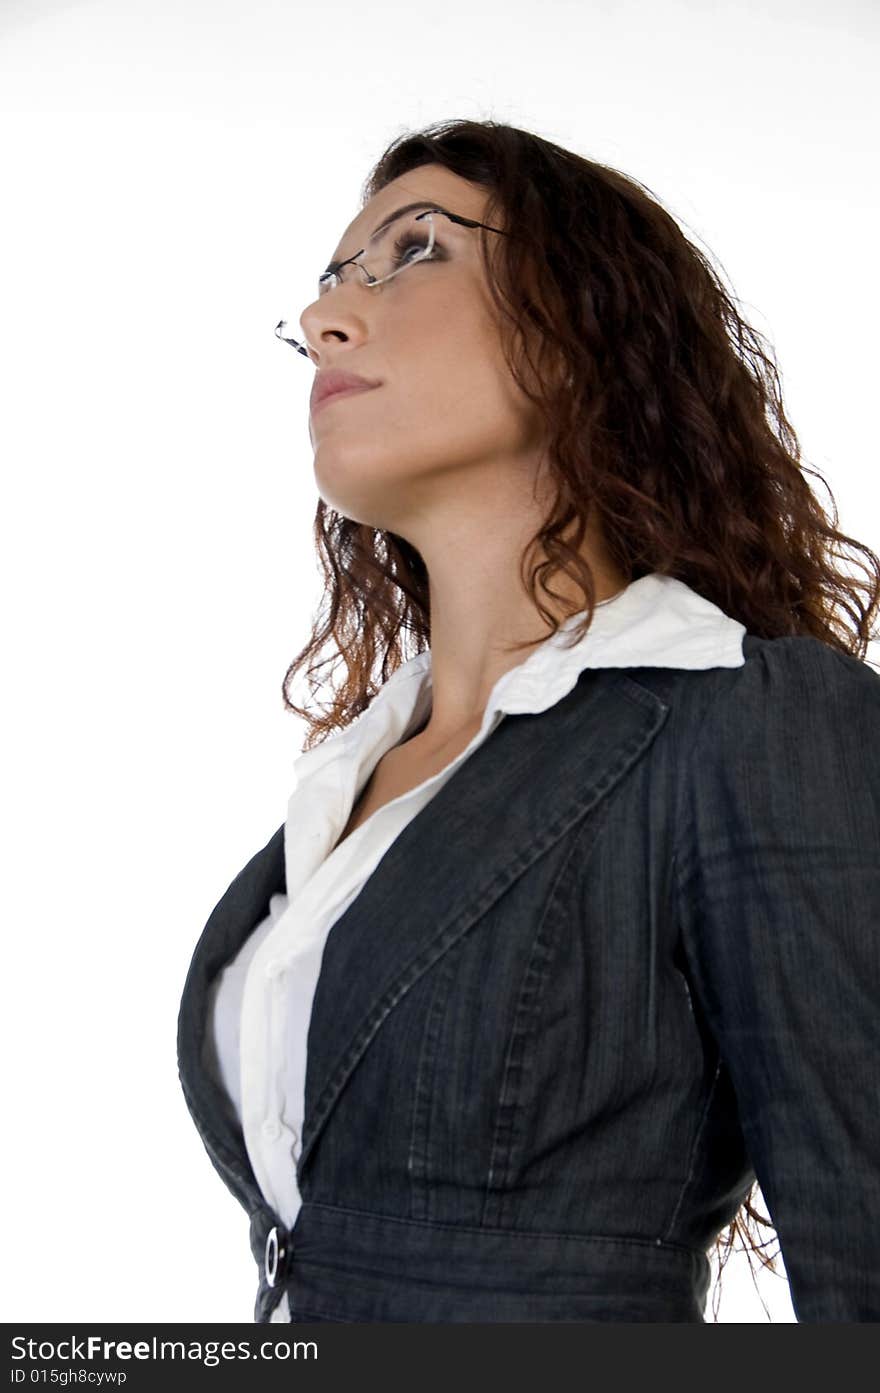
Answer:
[{"xmin": 673, "ymin": 635, "xmax": 880, "ymax": 1321}]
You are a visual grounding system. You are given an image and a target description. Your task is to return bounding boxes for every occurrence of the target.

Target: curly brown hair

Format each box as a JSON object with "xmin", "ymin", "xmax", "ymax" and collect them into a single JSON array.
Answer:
[{"xmin": 281, "ymin": 118, "xmax": 880, "ymax": 1320}]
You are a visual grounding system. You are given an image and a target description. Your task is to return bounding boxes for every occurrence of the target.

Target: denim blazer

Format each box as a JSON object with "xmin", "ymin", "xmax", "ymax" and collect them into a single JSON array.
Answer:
[{"xmin": 177, "ymin": 632, "xmax": 880, "ymax": 1323}]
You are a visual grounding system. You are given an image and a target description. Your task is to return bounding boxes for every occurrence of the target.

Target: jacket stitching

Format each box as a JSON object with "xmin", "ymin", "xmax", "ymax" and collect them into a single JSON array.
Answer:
[
  {"xmin": 407, "ymin": 949, "xmax": 459, "ymax": 1221},
  {"xmin": 302, "ymin": 1198, "xmax": 706, "ymax": 1257},
  {"xmin": 482, "ymin": 812, "xmax": 609, "ymax": 1221}
]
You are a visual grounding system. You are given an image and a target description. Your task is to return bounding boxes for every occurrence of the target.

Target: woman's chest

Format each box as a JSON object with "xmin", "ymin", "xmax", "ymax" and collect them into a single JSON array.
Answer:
[{"xmin": 302, "ymin": 786, "xmax": 705, "ymax": 1228}]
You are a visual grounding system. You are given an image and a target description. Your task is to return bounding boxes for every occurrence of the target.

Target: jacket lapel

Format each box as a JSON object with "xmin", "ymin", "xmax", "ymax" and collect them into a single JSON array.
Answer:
[
  {"xmin": 177, "ymin": 664, "xmax": 671, "ymax": 1205},
  {"xmin": 297, "ymin": 665, "xmax": 669, "ymax": 1183}
]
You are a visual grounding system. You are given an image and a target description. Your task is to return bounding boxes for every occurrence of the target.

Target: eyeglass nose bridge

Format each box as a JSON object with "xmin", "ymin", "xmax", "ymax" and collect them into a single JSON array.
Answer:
[{"xmin": 276, "ymin": 210, "xmax": 439, "ymax": 358}]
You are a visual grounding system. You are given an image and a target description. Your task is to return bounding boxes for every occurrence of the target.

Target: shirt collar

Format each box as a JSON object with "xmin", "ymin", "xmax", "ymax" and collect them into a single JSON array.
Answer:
[{"xmin": 289, "ymin": 571, "xmax": 745, "ymax": 787}]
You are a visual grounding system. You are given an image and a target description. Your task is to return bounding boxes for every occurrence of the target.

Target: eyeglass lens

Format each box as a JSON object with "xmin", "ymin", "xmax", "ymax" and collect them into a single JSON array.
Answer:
[{"xmin": 277, "ymin": 209, "xmax": 439, "ymax": 356}]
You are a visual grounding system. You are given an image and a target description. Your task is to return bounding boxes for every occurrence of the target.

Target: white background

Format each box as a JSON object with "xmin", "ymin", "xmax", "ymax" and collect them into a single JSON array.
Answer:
[{"xmin": 2, "ymin": 0, "xmax": 877, "ymax": 1325}]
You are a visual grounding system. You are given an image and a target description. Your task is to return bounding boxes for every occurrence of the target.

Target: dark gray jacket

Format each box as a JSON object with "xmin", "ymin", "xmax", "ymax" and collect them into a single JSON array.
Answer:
[{"xmin": 177, "ymin": 632, "xmax": 880, "ymax": 1322}]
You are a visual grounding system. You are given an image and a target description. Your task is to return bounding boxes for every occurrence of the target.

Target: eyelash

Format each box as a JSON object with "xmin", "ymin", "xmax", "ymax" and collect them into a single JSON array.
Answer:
[{"xmin": 389, "ymin": 230, "xmax": 446, "ymax": 270}]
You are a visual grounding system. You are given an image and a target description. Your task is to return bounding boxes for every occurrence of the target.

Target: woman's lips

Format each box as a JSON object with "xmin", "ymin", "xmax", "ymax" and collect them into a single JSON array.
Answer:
[{"xmin": 311, "ymin": 384, "xmax": 380, "ymax": 416}]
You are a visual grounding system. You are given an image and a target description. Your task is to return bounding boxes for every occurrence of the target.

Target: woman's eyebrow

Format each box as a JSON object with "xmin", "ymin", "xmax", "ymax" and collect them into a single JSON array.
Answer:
[{"xmin": 323, "ymin": 200, "xmax": 458, "ymax": 274}]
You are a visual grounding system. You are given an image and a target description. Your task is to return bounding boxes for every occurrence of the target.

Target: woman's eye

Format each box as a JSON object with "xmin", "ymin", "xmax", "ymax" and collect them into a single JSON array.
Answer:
[{"xmin": 390, "ymin": 234, "xmax": 442, "ymax": 268}]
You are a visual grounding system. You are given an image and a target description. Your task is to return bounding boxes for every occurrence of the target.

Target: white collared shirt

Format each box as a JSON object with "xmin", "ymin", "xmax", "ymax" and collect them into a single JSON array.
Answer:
[{"xmin": 203, "ymin": 572, "xmax": 747, "ymax": 1321}]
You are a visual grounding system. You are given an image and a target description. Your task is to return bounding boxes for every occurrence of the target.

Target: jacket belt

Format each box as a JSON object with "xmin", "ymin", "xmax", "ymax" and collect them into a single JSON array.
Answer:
[{"xmin": 250, "ymin": 1201, "xmax": 711, "ymax": 1323}]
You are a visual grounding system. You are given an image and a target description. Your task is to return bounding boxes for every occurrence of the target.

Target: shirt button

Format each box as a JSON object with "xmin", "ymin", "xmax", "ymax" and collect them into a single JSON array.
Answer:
[
  {"xmin": 262, "ymin": 1118, "xmax": 281, "ymax": 1141},
  {"xmin": 264, "ymin": 957, "xmax": 285, "ymax": 980}
]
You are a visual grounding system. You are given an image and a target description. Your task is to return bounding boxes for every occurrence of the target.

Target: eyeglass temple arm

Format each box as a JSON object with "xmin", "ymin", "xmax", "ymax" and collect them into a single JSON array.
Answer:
[{"xmin": 432, "ymin": 210, "xmax": 508, "ymax": 237}]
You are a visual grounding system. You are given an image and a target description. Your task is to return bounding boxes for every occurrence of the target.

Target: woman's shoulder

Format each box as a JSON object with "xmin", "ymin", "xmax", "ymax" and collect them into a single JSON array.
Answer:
[
  {"xmin": 740, "ymin": 628, "xmax": 878, "ymax": 678},
  {"xmin": 681, "ymin": 630, "xmax": 880, "ymax": 803},
  {"xmin": 723, "ymin": 630, "xmax": 880, "ymax": 725}
]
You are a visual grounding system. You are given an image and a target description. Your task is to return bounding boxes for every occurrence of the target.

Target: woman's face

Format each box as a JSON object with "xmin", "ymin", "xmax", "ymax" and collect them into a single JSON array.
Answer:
[{"xmin": 300, "ymin": 164, "xmax": 549, "ymax": 534}]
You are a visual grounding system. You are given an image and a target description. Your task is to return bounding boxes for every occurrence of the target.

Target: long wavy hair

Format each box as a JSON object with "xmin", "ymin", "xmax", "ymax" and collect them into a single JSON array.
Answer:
[{"xmin": 281, "ymin": 118, "xmax": 880, "ymax": 1319}]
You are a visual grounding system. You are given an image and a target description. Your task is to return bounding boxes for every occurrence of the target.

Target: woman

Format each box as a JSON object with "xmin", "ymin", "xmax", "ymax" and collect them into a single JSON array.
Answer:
[{"xmin": 177, "ymin": 119, "xmax": 880, "ymax": 1324}]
